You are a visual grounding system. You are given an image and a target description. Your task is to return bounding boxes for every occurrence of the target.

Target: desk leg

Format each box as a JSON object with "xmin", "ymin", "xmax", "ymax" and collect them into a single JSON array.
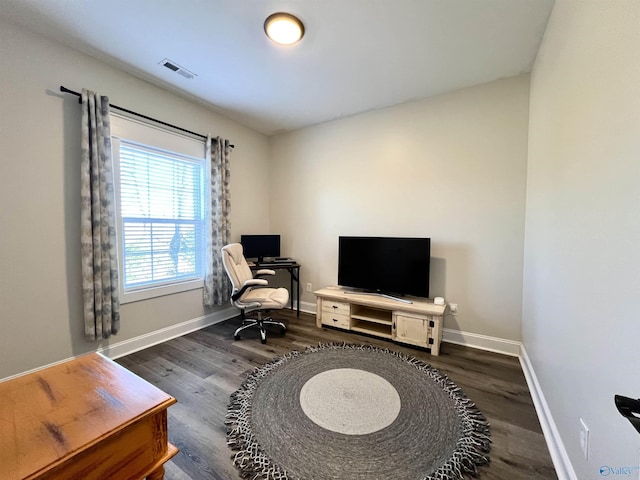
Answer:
[
  {"xmin": 287, "ymin": 267, "xmax": 301, "ymax": 317},
  {"xmin": 289, "ymin": 267, "xmax": 300, "ymax": 317},
  {"xmin": 297, "ymin": 268, "xmax": 300, "ymax": 317},
  {"xmin": 290, "ymin": 269, "xmax": 294, "ymax": 311}
]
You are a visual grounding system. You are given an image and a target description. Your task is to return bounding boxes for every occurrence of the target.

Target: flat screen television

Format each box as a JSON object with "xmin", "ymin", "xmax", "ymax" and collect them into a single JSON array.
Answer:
[
  {"xmin": 338, "ymin": 236, "xmax": 431, "ymax": 298},
  {"xmin": 240, "ymin": 234, "xmax": 281, "ymax": 262}
]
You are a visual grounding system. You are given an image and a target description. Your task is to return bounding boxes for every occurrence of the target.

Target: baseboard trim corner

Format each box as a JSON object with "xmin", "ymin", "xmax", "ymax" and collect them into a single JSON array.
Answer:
[{"xmin": 519, "ymin": 345, "xmax": 577, "ymax": 480}]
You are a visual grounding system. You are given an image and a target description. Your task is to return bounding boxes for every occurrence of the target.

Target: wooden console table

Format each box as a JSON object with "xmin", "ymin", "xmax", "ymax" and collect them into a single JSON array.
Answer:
[
  {"xmin": 314, "ymin": 286, "xmax": 446, "ymax": 355},
  {"xmin": 0, "ymin": 353, "xmax": 178, "ymax": 480}
]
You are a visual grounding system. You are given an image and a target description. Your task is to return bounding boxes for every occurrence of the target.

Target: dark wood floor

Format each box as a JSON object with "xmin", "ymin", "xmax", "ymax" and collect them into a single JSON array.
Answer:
[{"xmin": 116, "ymin": 310, "xmax": 557, "ymax": 480}]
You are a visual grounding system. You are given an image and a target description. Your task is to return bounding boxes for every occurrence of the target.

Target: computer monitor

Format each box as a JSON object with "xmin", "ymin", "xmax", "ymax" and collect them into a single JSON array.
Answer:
[{"xmin": 240, "ymin": 235, "xmax": 281, "ymax": 263}]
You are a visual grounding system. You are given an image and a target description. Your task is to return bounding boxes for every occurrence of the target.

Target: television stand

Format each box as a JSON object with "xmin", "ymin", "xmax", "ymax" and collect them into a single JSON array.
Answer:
[{"xmin": 314, "ymin": 286, "xmax": 446, "ymax": 355}]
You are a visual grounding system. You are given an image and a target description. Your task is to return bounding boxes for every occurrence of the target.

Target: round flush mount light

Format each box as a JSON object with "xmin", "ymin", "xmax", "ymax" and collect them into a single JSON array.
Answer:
[{"xmin": 264, "ymin": 12, "xmax": 305, "ymax": 45}]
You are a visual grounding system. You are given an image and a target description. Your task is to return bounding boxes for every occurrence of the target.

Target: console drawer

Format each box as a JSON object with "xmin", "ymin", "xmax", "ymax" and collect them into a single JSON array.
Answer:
[
  {"xmin": 321, "ymin": 300, "xmax": 350, "ymax": 315},
  {"xmin": 321, "ymin": 311, "xmax": 351, "ymax": 329}
]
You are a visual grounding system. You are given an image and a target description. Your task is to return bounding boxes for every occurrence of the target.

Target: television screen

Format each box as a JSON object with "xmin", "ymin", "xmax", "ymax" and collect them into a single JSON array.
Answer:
[
  {"xmin": 240, "ymin": 235, "xmax": 281, "ymax": 262},
  {"xmin": 338, "ymin": 236, "xmax": 430, "ymax": 298}
]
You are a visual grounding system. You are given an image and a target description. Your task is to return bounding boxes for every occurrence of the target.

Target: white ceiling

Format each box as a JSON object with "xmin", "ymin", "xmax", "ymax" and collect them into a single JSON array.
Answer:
[{"xmin": 1, "ymin": 0, "xmax": 555, "ymax": 136}]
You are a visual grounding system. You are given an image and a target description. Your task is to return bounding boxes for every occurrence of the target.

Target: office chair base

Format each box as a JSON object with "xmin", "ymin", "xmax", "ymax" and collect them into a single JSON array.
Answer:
[{"xmin": 234, "ymin": 319, "xmax": 287, "ymax": 344}]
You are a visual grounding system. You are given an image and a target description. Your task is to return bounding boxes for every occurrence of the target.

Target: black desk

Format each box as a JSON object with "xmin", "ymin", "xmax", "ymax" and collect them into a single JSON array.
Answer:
[{"xmin": 249, "ymin": 262, "xmax": 300, "ymax": 317}]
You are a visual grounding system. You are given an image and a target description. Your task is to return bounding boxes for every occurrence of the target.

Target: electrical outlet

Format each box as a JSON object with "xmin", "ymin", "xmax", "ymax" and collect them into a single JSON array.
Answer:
[
  {"xmin": 449, "ymin": 303, "xmax": 458, "ymax": 315},
  {"xmin": 579, "ymin": 418, "xmax": 589, "ymax": 460},
  {"xmin": 306, "ymin": 283, "xmax": 312, "ymax": 292}
]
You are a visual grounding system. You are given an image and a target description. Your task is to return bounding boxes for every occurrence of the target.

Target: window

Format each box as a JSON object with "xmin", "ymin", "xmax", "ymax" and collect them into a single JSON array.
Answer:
[{"xmin": 111, "ymin": 115, "xmax": 206, "ymax": 303}]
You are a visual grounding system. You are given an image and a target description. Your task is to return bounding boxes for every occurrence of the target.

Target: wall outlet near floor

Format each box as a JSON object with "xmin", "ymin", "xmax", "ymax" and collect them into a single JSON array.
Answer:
[
  {"xmin": 306, "ymin": 283, "xmax": 312, "ymax": 292},
  {"xmin": 449, "ymin": 303, "xmax": 458, "ymax": 314},
  {"xmin": 579, "ymin": 418, "xmax": 589, "ymax": 460}
]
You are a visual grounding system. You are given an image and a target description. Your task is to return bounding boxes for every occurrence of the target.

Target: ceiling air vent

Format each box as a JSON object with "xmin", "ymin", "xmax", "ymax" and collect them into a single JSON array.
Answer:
[{"xmin": 158, "ymin": 58, "xmax": 197, "ymax": 80}]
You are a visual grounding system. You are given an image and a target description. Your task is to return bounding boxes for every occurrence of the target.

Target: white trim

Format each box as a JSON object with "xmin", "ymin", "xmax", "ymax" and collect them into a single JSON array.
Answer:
[
  {"xmin": 441, "ymin": 328, "xmax": 522, "ymax": 357},
  {"xmin": 0, "ymin": 306, "xmax": 238, "ymax": 383},
  {"xmin": 110, "ymin": 113, "xmax": 205, "ymax": 156},
  {"xmin": 111, "ymin": 131, "xmax": 207, "ymax": 304},
  {"xmin": 1, "ymin": 355, "xmax": 86, "ymax": 383},
  {"xmin": 299, "ymin": 299, "xmax": 318, "ymax": 315},
  {"xmin": 120, "ymin": 280, "xmax": 204, "ymax": 304},
  {"xmin": 99, "ymin": 306, "xmax": 238, "ymax": 359},
  {"xmin": 520, "ymin": 345, "xmax": 577, "ymax": 480}
]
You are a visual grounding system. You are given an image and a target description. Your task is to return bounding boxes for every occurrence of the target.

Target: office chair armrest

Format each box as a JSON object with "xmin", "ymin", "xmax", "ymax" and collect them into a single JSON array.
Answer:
[
  {"xmin": 244, "ymin": 278, "xmax": 268, "ymax": 286},
  {"xmin": 255, "ymin": 269, "xmax": 275, "ymax": 277},
  {"xmin": 231, "ymin": 278, "xmax": 268, "ymax": 302}
]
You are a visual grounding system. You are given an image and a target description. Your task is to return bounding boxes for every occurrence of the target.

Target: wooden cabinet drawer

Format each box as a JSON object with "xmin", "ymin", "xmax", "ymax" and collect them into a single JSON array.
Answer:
[
  {"xmin": 321, "ymin": 311, "xmax": 351, "ymax": 329},
  {"xmin": 321, "ymin": 300, "xmax": 350, "ymax": 315}
]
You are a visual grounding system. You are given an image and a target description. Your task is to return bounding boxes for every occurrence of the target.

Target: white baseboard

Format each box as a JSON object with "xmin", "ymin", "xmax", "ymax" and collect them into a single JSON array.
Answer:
[
  {"xmin": 0, "ymin": 306, "xmax": 239, "ymax": 383},
  {"xmin": 442, "ymin": 328, "xmax": 521, "ymax": 357},
  {"xmin": 520, "ymin": 345, "xmax": 577, "ymax": 480},
  {"xmin": 1, "ymin": 354, "xmax": 86, "ymax": 383},
  {"xmin": 99, "ymin": 306, "xmax": 238, "ymax": 360},
  {"xmin": 299, "ymin": 300, "xmax": 318, "ymax": 315}
]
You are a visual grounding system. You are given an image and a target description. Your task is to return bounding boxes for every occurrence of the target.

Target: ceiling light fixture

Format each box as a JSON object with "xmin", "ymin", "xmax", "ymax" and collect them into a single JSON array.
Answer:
[{"xmin": 264, "ymin": 12, "xmax": 305, "ymax": 45}]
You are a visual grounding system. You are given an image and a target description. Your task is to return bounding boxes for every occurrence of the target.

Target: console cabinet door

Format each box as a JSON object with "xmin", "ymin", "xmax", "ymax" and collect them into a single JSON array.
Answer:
[{"xmin": 394, "ymin": 313, "xmax": 430, "ymax": 347}]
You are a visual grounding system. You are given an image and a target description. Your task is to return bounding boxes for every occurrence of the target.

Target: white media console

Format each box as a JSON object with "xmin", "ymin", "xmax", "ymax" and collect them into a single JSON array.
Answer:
[{"xmin": 314, "ymin": 286, "xmax": 446, "ymax": 355}]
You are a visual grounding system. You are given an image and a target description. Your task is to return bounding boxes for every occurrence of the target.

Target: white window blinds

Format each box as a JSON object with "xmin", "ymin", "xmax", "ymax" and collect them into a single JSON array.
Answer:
[{"xmin": 117, "ymin": 141, "xmax": 204, "ymax": 291}]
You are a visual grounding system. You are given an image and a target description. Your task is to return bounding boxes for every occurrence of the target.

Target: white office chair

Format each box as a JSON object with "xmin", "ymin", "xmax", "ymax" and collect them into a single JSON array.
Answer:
[{"xmin": 221, "ymin": 243, "xmax": 289, "ymax": 344}]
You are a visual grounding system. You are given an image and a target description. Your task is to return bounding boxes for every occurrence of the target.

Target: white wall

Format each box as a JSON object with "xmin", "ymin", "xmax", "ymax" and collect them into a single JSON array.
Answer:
[
  {"xmin": 269, "ymin": 76, "xmax": 530, "ymax": 341},
  {"xmin": 523, "ymin": 1, "xmax": 640, "ymax": 477},
  {"xmin": 0, "ymin": 19, "xmax": 270, "ymax": 378}
]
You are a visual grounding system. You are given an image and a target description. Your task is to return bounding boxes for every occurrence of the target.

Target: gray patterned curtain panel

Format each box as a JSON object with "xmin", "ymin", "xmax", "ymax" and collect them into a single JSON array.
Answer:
[
  {"xmin": 203, "ymin": 136, "xmax": 232, "ymax": 307},
  {"xmin": 80, "ymin": 89, "xmax": 120, "ymax": 340}
]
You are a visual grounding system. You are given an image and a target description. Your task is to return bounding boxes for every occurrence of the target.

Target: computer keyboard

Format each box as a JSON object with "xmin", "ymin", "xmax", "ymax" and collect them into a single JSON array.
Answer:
[{"xmin": 257, "ymin": 259, "xmax": 295, "ymax": 266}]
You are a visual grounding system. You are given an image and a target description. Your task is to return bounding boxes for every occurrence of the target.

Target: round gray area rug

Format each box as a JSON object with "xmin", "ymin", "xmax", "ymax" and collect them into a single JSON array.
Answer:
[{"xmin": 226, "ymin": 343, "xmax": 491, "ymax": 480}]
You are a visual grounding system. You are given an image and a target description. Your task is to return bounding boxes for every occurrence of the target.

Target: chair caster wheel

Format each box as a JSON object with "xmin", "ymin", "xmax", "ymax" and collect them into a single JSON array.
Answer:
[
  {"xmin": 280, "ymin": 327, "xmax": 286, "ymax": 335},
  {"xmin": 234, "ymin": 334, "xmax": 240, "ymax": 341},
  {"xmin": 260, "ymin": 330, "xmax": 267, "ymax": 344}
]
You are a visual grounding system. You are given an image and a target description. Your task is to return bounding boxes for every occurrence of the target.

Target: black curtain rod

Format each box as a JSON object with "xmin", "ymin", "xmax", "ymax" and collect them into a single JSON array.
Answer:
[{"xmin": 59, "ymin": 86, "xmax": 234, "ymax": 148}]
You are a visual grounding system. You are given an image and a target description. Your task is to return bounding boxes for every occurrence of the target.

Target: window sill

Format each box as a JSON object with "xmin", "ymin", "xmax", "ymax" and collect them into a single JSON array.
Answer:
[{"xmin": 120, "ymin": 279, "xmax": 203, "ymax": 304}]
